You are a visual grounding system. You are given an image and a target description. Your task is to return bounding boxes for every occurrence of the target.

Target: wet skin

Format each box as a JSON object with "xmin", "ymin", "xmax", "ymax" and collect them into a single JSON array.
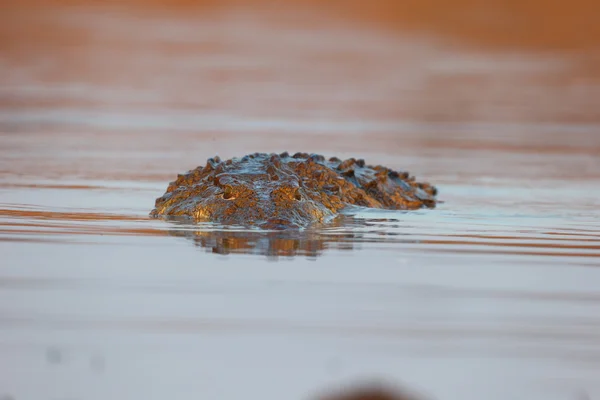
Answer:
[{"xmin": 150, "ymin": 152, "xmax": 437, "ymax": 229}]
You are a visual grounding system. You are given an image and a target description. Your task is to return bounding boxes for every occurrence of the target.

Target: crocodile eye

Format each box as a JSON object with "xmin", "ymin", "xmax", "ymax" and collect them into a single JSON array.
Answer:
[
  {"xmin": 222, "ymin": 185, "xmax": 235, "ymax": 200},
  {"xmin": 293, "ymin": 188, "xmax": 302, "ymax": 201}
]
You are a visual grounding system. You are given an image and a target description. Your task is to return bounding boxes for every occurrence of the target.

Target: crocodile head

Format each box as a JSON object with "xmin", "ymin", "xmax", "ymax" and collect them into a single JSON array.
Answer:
[{"xmin": 150, "ymin": 153, "xmax": 343, "ymax": 229}]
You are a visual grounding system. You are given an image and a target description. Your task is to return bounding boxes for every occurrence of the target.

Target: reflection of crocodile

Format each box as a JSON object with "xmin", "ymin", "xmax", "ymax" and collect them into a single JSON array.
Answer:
[
  {"xmin": 151, "ymin": 152, "xmax": 437, "ymax": 229},
  {"xmin": 165, "ymin": 217, "xmax": 357, "ymax": 259},
  {"xmin": 164, "ymin": 216, "xmax": 416, "ymax": 259}
]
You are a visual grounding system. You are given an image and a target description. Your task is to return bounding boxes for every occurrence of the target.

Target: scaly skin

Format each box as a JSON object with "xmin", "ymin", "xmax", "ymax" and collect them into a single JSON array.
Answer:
[{"xmin": 150, "ymin": 152, "xmax": 437, "ymax": 229}]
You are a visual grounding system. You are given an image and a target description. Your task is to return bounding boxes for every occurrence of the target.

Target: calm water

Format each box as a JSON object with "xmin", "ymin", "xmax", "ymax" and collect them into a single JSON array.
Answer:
[{"xmin": 1, "ymin": 4, "xmax": 600, "ymax": 400}]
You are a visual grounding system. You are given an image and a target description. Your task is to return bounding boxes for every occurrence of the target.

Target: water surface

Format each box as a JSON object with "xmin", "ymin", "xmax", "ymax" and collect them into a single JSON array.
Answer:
[{"xmin": 1, "ymin": 3, "xmax": 600, "ymax": 400}]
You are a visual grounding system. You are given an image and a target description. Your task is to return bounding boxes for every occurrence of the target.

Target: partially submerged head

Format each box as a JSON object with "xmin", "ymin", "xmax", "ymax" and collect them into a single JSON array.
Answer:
[{"xmin": 151, "ymin": 153, "xmax": 340, "ymax": 229}]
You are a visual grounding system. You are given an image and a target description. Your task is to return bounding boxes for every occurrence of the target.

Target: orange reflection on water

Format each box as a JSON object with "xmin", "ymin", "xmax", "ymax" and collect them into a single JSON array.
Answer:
[{"xmin": 1, "ymin": 0, "xmax": 600, "ymax": 125}]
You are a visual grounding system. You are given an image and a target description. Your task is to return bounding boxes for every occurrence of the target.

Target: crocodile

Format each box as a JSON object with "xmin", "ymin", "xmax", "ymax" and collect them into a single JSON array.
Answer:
[{"xmin": 150, "ymin": 152, "xmax": 437, "ymax": 229}]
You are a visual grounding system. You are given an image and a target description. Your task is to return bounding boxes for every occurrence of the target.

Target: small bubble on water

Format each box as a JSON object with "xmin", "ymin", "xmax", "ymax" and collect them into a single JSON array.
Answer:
[{"xmin": 46, "ymin": 347, "xmax": 63, "ymax": 365}]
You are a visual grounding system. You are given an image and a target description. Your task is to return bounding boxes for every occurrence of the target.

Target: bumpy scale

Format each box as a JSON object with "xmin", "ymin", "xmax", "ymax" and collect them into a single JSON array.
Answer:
[{"xmin": 150, "ymin": 152, "xmax": 437, "ymax": 229}]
